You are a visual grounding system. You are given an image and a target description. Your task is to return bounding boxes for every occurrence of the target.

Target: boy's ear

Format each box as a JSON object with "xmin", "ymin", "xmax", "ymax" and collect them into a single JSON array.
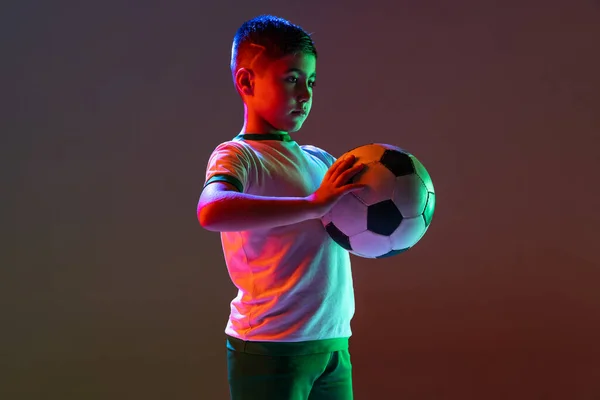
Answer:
[{"xmin": 235, "ymin": 68, "xmax": 254, "ymax": 96}]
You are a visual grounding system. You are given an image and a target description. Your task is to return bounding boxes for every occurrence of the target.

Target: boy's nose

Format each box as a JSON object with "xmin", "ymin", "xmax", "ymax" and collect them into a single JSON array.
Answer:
[{"xmin": 297, "ymin": 87, "xmax": 311, "ymax": 102}]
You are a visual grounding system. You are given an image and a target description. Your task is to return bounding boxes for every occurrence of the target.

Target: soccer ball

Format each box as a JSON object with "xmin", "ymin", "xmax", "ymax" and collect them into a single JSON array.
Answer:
[{"xmin": 321, "ymin": 143, "xmax": 435, "ymax": 259}]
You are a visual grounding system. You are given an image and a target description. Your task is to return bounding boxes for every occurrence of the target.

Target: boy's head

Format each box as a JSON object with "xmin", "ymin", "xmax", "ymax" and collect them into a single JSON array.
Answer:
[{"xmin": 231, "ymin": 15, "xmax": 318, "ymax": 134}]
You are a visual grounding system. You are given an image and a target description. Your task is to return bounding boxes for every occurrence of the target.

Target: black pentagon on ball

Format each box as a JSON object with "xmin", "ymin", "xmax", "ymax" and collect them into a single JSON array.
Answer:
[
  {"xmin": 325, "ymin": 222, "xmax": 352, "ymax": 251},
  {"xmin": 380, "ymin": 150, "xmax": 415, "ymax": 177},
  {"xmin": 376, "ymin": 248, "xmax": 409, "ymax": 259},
  {"xmin": 367, "ymin": 200, "xmax": 403, "ymax": 236}
]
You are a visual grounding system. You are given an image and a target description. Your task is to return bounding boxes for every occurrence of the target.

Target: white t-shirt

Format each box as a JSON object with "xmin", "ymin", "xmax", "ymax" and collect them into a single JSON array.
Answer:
[{"xmin": 203, "ymin": 132, "xmax": 354, "ymax": 343}]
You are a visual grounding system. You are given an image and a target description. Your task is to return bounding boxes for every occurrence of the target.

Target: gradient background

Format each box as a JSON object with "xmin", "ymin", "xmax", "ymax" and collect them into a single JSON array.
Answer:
[{"xmin": 2, "ymin": 0, "xmax": 600, "ymax": 399}]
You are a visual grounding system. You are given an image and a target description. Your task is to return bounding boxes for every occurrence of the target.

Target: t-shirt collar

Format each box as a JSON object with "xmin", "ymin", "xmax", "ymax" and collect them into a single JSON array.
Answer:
[{"xmin": 234, "ymin": 133, "xmax": 293, "ymax": 142}]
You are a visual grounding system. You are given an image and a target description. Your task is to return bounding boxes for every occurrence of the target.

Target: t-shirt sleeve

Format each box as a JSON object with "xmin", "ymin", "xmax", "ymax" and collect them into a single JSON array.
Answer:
[
  {"xmin": 301, "ymin": 145, "xmax": 337, "ymax": 168},
  {"xmin": 203, "ymin": 141, "xmax": 252, "ymax": 193}
]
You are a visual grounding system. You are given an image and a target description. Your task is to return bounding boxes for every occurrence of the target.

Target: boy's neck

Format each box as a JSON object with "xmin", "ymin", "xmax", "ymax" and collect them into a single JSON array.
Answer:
[{"xmin": 240, "ymin": 106, "xmax": 290, "ymax": 136}]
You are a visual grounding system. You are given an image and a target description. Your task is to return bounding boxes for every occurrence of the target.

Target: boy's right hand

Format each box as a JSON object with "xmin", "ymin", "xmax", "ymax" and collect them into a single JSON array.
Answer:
[{"xmin": 308, "ymin": 154, "xmax": 367, "ymax": 218}]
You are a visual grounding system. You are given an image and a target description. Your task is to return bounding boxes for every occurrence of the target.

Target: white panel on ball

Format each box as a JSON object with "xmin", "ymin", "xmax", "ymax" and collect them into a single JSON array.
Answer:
[
  {"xmin": 352, "ymin": 162, "xmax": 398, "ymax": 206},
  {"xmin": 349, "ymin": 231, "xmax": 392, "ymax": 258},
  {"xmin": 328, "ymin": 193, "xmax": 369, "ymax": 236},
  {"xmin": 389, "ymin": 217, "xmax": 427, "ymax": 249},
  {"xmin": 392, "ymin": 174, "xmax": 428, "ymax": 218}
]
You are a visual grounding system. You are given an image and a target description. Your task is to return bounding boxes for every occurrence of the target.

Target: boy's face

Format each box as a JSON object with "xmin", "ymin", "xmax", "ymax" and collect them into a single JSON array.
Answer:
[{"xmin": 247, "ymin": 52, "xmax": 316, "ymax": 134}]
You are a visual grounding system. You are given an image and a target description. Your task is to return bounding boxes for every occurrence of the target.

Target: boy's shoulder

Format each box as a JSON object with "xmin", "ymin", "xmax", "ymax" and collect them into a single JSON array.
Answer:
[
  {"xmin": 300, "ymin": 144, "xmax": 336, "ymax": 167},
  {"xmin": 209, "ymin": 138, "xmax": 255, "ymax": 158}
]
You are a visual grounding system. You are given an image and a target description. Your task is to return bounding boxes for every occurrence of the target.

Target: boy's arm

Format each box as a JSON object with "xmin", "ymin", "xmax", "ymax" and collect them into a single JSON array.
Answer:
[
  {"xmin": 197, "ymin": 182, "xmax": 319, "ymax": 232},
  {"xmin": 197, "ymin": 155, "xmax": 366, "ymax": 232}
]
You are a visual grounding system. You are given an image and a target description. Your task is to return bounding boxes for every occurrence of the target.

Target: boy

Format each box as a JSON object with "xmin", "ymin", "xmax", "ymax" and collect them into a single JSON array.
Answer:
[{"xmin": 197, "ymin": 15, "xmax": 365, "ymax": 400}]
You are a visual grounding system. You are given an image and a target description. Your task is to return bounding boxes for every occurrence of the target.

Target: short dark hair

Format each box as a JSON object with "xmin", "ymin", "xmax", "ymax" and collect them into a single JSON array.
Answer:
[{"xmin": 230, "ymin": 15, "xmax": 317, "ymax": 80}]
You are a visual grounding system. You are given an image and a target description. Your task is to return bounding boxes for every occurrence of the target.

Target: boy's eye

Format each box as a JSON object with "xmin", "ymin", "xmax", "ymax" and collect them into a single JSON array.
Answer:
[{"xmin": 285, "ymin": 77, "xmax": 316, "ymax": 88}]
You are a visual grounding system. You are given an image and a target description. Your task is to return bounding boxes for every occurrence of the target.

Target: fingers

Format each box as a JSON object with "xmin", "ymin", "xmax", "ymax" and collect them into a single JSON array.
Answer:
[
  {"xmin": 326, "ymin": 154, "xmax": 356, "ymax": 180},
  {"xmin": 334, "ymin": 161, "xmax": 365, "ymax": 186}
]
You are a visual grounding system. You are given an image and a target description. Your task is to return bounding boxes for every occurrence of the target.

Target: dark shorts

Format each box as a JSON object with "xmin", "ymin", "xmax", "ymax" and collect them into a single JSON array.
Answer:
[{"xmin": 226, "ymin": 335, "xmax": 353, "ymax": 400}]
